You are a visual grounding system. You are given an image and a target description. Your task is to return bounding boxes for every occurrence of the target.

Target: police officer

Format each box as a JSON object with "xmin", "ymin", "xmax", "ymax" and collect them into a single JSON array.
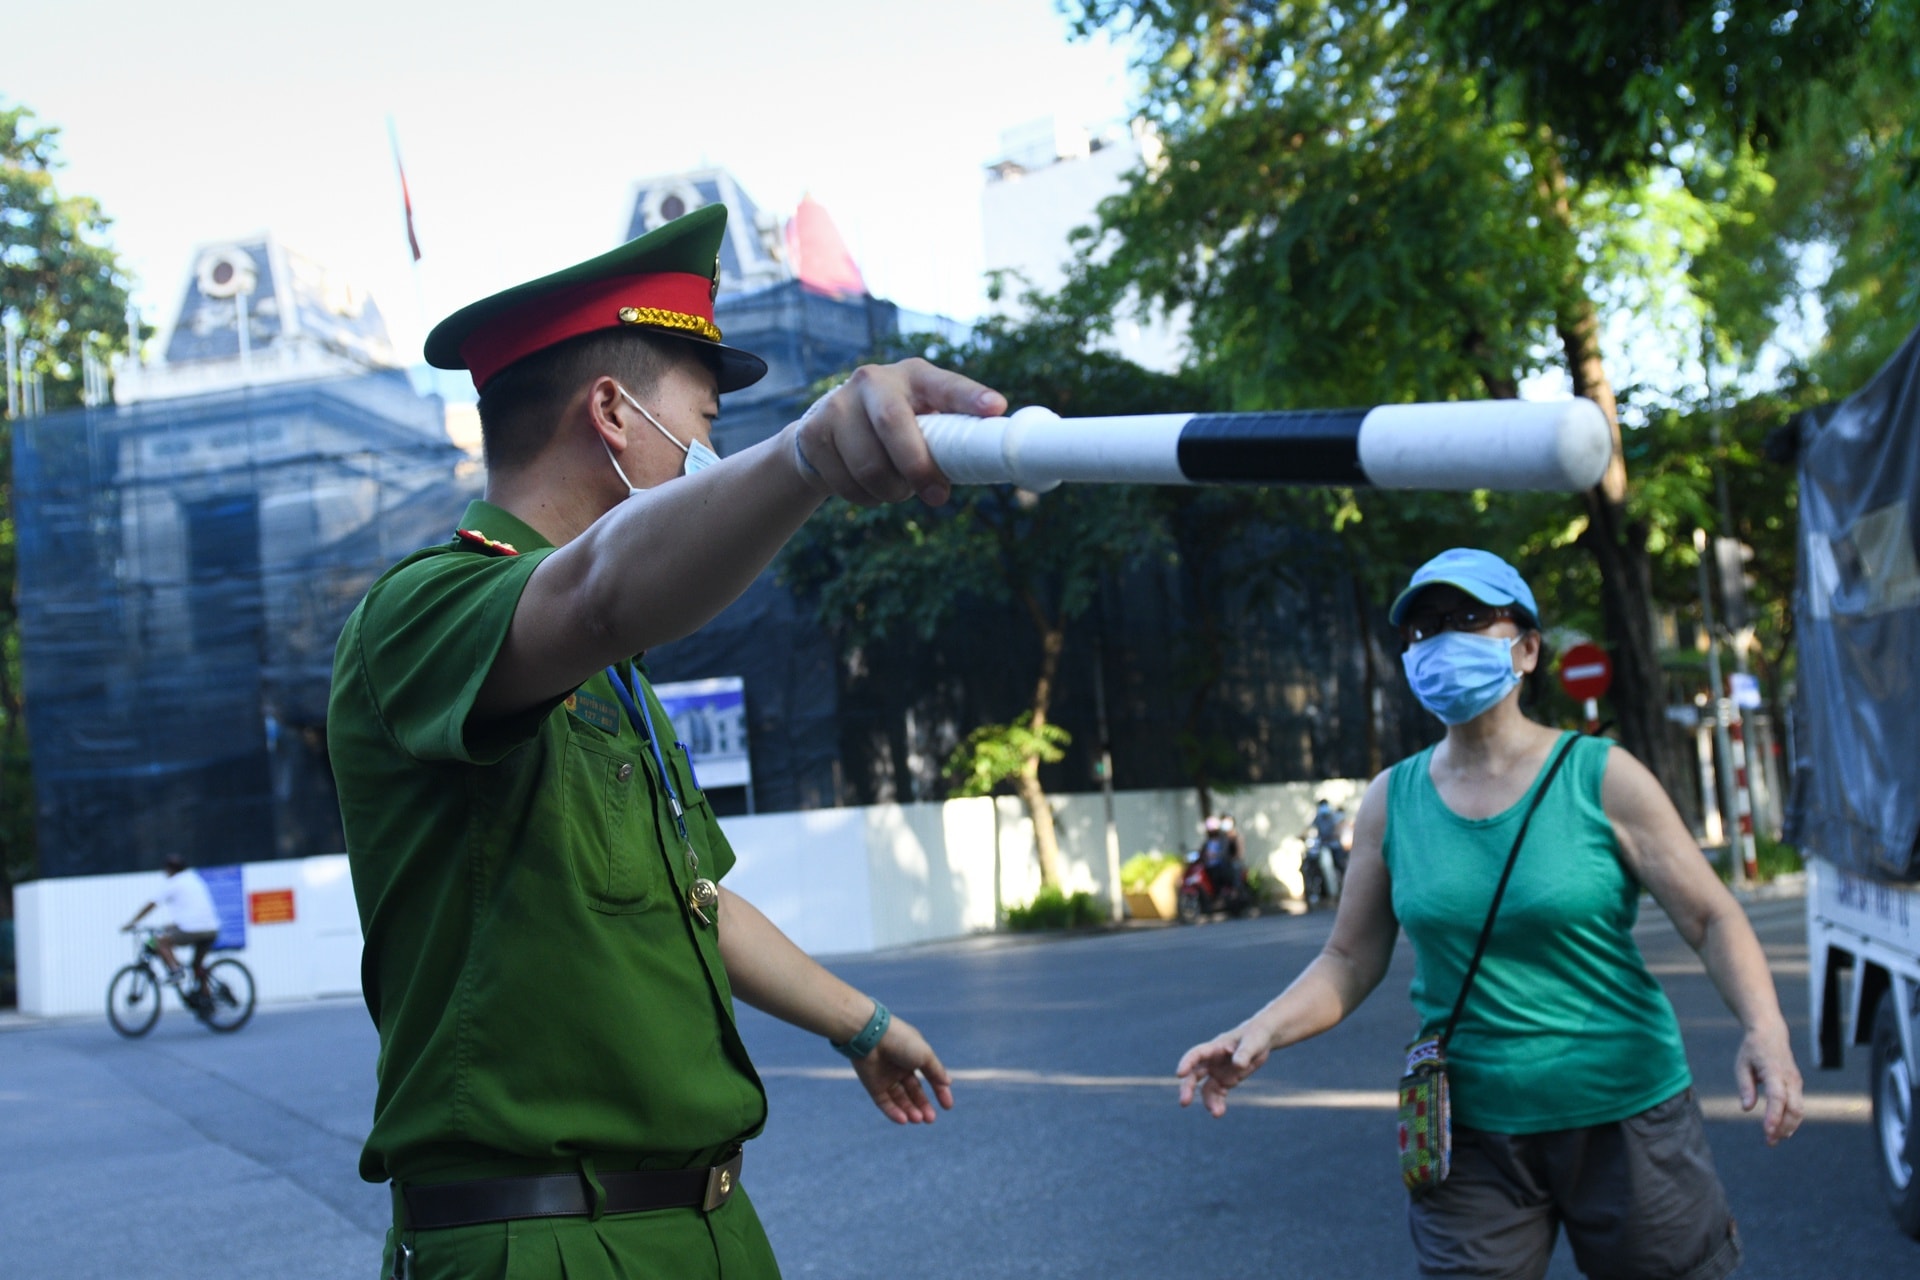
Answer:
[{"xmin": 330, "ymin": 205, "xmax": 1000, "ymax": 1279}]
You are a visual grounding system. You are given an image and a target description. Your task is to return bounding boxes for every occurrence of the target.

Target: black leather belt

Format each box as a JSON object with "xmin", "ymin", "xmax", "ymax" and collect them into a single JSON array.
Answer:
[{"xmin": 395, "ymin": 1148, "xmax": 743, "ymax": 1231}]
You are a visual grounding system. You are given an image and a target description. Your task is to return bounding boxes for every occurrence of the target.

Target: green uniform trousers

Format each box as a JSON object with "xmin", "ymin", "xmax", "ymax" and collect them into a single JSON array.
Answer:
[{"xmin": 380, "ymin": 1186, "xmax": 781, "ymax": 1280}]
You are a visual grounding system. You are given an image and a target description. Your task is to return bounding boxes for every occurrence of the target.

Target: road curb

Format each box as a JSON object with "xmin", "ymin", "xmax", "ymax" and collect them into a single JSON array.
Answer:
[{"xmin": 1731, "ymin": 872, "xmax": 1807, "ymax": 904}]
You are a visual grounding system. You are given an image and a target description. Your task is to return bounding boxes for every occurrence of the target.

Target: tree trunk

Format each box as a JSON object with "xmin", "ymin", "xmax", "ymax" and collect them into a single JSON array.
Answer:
[
  {"xmin": 1534, "ymin": 144, "xmax": 1695, "ymax": 814},
  {"xmin": 1014, "ymin": 765, "xmax": 1064, "ymax": 891},
  {"xmin": 1019, "ymin": 591, "xmax": 1068, "ymax": 889},
  {"xmin": 1182, "ymin": 606, "xmax": 1223, "ymax": 822},
  {"xmin": 1355, "ymin": 573, "xmax": 1385, "ymax": 777},
  {"xmin": 1557, "ymin": 305, "xmax": 1697, "ymax": 815},
  {"xmin": 1559, "ymin": 299, "xmax": 1697, "ymax": 802}
]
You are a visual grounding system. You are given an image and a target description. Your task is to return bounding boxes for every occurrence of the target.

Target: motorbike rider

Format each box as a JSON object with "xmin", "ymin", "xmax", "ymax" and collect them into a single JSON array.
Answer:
[
  {"xmin": 1310, "ymin": 798, "xmax": 1343, "ymax": 852},
  {"xmin": 1202, "ymin": 814, "xmax": 1247, "ymax": 895},
  {"xmin": 1314, "ymin": 800, "xmax": 1354, "ymax": 875}
]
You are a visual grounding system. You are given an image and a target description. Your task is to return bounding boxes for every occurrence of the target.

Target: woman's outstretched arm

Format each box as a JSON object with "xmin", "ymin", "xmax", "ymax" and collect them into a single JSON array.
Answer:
[
  {"xmin": 1177, "ymin": 771, "xmax": 1401, "ymax": 1116},
  {"xmin": 1605, "ymin": 747, "xmax": 1804, "ymax": 1145}
]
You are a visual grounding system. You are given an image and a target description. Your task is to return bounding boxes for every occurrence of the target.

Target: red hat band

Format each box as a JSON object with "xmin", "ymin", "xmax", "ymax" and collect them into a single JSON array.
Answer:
[{"xmin": 460, "ymin": 270, "xmax": 721, "ymax": 392}]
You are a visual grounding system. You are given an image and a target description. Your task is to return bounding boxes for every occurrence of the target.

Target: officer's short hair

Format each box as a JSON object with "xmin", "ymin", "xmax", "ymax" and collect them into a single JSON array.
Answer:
[{"xmin": 477, "ymin": 330, "xmax": 700, "ymax": 472}]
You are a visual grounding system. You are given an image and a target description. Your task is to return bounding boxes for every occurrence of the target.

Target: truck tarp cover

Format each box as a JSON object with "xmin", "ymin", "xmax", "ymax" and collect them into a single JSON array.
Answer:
[{"xmin": 1790, "ymin": 324, "xmax": 1920, "ymax": 882}]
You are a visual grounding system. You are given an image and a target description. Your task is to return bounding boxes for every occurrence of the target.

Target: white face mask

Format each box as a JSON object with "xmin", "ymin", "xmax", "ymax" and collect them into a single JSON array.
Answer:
[{"xmin": 602, "ymin": 385, "xmax": 721, "ymax": 497}]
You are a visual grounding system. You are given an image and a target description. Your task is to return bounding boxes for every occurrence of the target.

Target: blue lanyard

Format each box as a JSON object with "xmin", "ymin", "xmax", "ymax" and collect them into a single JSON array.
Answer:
[{"xmin": 603, "ymin": 664, "xmax": 691, "ymax": 848}]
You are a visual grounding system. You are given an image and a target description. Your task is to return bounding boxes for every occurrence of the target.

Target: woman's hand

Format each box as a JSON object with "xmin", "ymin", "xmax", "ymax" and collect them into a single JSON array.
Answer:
[
  {"xmin": 1735, "ymin": 1020, "xmax": 1805, "ymax": 1145},
  {"xmin": 1176, "ymin": 1018, "xmax": 1276, "ymax": 1117},
  {"xmin": 851, "ymin": 1014, "xmax": 954, "ymax": 1125}
]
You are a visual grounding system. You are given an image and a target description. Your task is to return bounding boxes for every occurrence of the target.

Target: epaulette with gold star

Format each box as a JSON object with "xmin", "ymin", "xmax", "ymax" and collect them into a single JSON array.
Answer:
[{"xmin": 455, "ymin": 529, "xmax": 520, "ymax": 556}]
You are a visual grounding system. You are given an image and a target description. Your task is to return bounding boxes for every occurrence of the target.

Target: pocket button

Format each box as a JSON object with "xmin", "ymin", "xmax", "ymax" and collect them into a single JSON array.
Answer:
[{"xmin": 616, "ymin": 762, "xmax": 634, "ymax": 782}]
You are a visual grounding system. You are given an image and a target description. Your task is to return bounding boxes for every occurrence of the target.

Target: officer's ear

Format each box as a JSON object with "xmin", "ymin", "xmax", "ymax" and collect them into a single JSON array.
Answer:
[{"xmin": 585, "ymin": 377, "xmax": 631, "ymax": 449}]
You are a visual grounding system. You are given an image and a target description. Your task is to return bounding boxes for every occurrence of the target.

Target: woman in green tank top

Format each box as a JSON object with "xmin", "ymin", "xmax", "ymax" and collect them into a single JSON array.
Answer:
[{"xmin": 1174, "ymin": 548, "xmax": 1804, "ymax": 1280}]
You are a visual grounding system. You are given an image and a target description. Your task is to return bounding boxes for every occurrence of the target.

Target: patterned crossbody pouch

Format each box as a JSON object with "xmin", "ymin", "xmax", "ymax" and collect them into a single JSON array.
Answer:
[
  {"xmin": 1397, "ymin": 1036, "xmax": 1452, "ymax": 1191},
  {"xmin": 1396, "ymin": 733, "xmax": 1578, "ymax": 1195}
]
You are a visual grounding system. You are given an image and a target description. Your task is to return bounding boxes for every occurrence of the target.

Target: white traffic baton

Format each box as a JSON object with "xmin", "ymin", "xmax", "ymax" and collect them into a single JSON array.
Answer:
[{"xmin": 918, "ymin": 398, "xmax": 1611, "ymax": 493}]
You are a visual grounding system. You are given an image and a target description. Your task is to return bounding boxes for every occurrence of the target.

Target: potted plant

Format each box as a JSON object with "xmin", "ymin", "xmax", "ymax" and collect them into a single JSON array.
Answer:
[{"xmin": 1121, "ymin": 852, "xmax": 1183, "ymax": 921}]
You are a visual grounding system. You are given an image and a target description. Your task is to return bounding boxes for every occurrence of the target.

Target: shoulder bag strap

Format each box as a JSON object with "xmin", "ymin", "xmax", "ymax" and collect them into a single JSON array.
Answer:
[{"xmin": 1437, "ymin": 732, "xmax": 1581, "ymax": 1052}]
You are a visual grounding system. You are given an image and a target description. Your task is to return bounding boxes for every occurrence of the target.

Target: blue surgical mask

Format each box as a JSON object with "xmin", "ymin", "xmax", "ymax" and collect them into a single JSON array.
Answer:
[
  {"xmin": 1402, "ymin": 630, "xmax": 1524, "ymax": 726},
  {"xmin": 602, "ymin": 386, "xmax": 721, "ymax": 496}
]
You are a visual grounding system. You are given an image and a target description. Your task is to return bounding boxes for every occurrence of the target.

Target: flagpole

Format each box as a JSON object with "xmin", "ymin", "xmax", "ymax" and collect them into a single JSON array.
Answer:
[{"xmin": 386, "ymin": 115, "xmax": 429, "ymax": 367}]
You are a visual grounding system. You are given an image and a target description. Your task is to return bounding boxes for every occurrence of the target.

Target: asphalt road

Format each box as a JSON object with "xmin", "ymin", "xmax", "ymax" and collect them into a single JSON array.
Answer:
[{"xmin": 2, "ymin": 893, "xmax": 1911, "ymax": 1279}]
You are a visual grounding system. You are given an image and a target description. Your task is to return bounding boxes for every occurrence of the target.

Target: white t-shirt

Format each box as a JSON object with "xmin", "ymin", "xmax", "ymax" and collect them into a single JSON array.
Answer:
[{"xmin": 154, "ymin": 870, "xmax": 221, "ymax": 934}]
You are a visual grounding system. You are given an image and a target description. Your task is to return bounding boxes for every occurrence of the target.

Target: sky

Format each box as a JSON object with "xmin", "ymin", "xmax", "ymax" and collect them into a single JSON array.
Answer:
[{"xmin": 3, "ymin": 0, "xmax": 1137, "ymax": 364}]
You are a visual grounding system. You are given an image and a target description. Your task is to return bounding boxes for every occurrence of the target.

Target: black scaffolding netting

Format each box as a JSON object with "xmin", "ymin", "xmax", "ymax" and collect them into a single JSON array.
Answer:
[
  {"xmin": 15, "ymin": 295, "xmax": 1439, "ymax": 878},
  {"xmin": 14, "ymin": 371, "xmax": 478, "ymax": 877}
]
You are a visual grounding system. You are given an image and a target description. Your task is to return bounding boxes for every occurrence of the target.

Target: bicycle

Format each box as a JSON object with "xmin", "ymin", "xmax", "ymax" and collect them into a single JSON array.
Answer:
[{"xmin": 106, "ymin": 928, "xmax": 256, "ymax": 1037}]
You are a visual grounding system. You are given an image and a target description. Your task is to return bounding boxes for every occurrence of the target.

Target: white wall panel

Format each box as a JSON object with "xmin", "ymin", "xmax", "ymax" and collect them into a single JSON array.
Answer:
[
  {"xmin": 18, "ymin": 872, "xmax": 161, "ymax": 1019},
  {"xmin": 15, "ymin": 781, "xmax": 1364, "ymax": 1020},
  {"xmin": 865, "ymin": 798, "xmax": 997, "ymax": 951},
  {"xmin": 720, "ymin": 808, "xmax": 875, "ymax": 956},
  {"xmin": 17, "ymin": 856, "xmax": 363, "ymax": 1019}
]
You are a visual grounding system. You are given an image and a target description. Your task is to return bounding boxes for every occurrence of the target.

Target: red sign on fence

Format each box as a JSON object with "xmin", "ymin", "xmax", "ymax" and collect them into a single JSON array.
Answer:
[{"xmin": 248, "ymin": 889, "xmax": 296, "ymax": 925}]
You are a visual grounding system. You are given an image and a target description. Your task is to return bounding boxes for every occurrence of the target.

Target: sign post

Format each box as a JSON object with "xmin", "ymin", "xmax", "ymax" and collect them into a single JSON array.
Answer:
[{"xmin": 1557, "ymin": 642, "xmax": 1613, "ymax": 733}]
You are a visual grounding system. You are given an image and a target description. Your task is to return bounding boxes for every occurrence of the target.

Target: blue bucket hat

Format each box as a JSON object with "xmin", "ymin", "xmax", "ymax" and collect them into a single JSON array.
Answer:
[{"xmin": 1388, "ymin": 548, "xmax": 1541, "ymax": 627}]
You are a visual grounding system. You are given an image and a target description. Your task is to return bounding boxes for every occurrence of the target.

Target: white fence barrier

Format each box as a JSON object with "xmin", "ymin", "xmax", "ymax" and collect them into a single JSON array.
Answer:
[{"xmin": 15, "ymin": 778, "xmax": 1359, "ymax": 1019}]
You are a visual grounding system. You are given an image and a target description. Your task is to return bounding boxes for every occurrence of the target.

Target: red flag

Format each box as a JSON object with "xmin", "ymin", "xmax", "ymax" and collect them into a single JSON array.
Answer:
[
  {"xmin": 387, "ymin": 119, "xmax": 422, "ymax": 263},
  {"xmin": 784, "ymin": 194, "xmax": 866, "ymax": 298}
]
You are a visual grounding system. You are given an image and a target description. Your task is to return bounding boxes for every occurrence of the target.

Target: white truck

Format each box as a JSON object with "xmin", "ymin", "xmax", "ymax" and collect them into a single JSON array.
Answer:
[
  {"xmin": 1806, "ymin": 862, "xmax": 1919, "ymax": 1235},
  {"xmin": 1790, "ymin": 324, "xmax": 1920, "ymax": 1238}
]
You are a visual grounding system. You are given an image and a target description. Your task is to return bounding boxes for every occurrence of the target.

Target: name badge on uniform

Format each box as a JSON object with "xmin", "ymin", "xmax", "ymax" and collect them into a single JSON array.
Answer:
[{"xmin": 565, "ymin": 689, "xmax": 622, "ymax": 735}]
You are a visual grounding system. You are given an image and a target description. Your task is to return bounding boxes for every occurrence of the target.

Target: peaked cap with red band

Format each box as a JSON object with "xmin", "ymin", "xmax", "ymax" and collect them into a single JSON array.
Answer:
[{"xmin": 424, "ymin": 204, "xmax": 768, "ymax": 394}]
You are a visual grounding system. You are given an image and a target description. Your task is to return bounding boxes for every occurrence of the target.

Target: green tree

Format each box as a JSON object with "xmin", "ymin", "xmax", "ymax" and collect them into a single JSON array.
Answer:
[
  {"xmin": 1411, "ymin": 1, "xmax": 1879, "ymax": 180},
  {"xmin": 781, "ymin": 304, "xmax": 1200, "ymax": 887},
  {"xmin": 1749, "ymin": 0, "xmax": 1920, "ymax": 391},
  {"xmin": 1, "ymin": 100, "xmax": 139, "ymax": 888},
  {"xmin": 1064, "ymin": 0, "xmax": 1876, "ymax": 796}
]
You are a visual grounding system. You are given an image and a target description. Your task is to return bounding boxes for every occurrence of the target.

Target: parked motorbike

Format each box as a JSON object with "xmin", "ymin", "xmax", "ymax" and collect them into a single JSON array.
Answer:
[{"xmin": 1176, "ymin": 847, "xmax": 1260, "ymax": 923}]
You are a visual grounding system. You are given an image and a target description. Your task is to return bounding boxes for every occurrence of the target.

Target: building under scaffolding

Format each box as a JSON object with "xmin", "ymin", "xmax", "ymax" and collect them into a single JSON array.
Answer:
[
  {"xmin": 14, "ymin": 236, "xmax": 474, "ymax": 877},
  {"xmin": 13, "ymin": 183, "xmax": 958, "ymax": 876},
  {"xmin": 15, "ymin": 178, "xmax": 1433, "ymax": 882},
  {"xmin": 614, "ymin": 171, "xmax": 969, "ymax": 814}
]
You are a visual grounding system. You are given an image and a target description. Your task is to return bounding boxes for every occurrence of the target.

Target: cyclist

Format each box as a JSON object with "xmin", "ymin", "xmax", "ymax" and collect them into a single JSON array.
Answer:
[{"xmin": 123, "ymin": 855, "xmax": 220, "ymax": 995}]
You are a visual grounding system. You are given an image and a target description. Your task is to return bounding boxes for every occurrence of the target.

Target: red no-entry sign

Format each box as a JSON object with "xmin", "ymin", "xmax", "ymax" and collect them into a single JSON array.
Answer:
[{"xmin": 1559, "ymin": 643, "xmax": 1613, "ymax": 701}]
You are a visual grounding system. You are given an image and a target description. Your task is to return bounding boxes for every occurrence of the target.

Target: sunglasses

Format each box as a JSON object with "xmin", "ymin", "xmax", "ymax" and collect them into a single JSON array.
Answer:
[{"xmin": 1399, "ymin": 603, "xmax": 1526, "ymax": 645}]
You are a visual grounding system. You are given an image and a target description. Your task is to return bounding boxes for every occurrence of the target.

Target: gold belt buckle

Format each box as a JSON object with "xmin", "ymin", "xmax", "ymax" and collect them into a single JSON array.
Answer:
[{"xmin": 702, "ymin": 1148, "xmax": 743, "ymax": 1212}]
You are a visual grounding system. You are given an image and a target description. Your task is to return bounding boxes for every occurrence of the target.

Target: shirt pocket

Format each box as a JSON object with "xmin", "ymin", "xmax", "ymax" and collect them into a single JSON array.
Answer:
[
  {"xmin": 662, "ymin": 739, "xmax": 709, "ymax": 812},
  {"xmin": 561, "ymin": 731, "xmax": 659, "ymax": 915}
]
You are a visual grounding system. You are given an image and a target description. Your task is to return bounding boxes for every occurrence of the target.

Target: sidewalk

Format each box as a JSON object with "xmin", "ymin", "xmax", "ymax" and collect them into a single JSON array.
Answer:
[{"xmin": 1730, "ymin": 870, "xmax": 1807, "ymax": 904}]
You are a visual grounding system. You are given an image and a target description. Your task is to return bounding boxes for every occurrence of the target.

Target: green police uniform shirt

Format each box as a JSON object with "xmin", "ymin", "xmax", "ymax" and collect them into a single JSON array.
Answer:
[{"xmin": 330, "ymin": 500, "xmax": 767, "ymax": 1186}]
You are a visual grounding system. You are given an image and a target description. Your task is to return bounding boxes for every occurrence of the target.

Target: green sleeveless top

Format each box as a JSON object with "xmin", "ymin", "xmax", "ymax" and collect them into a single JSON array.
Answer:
[{"xmin": 1383, "ymin": 732, "xmax": 1691, "ymax": 1133}]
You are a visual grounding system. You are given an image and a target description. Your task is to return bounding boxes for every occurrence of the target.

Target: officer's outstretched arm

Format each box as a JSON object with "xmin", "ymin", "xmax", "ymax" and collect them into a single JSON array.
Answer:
[
  {"xmin": 475, "ymin": 362, "xmax": 1004, "ymax": 720},
  {"xmin": 716, "ymin": 887, "xmax": 953, "ymax": 1125}
]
